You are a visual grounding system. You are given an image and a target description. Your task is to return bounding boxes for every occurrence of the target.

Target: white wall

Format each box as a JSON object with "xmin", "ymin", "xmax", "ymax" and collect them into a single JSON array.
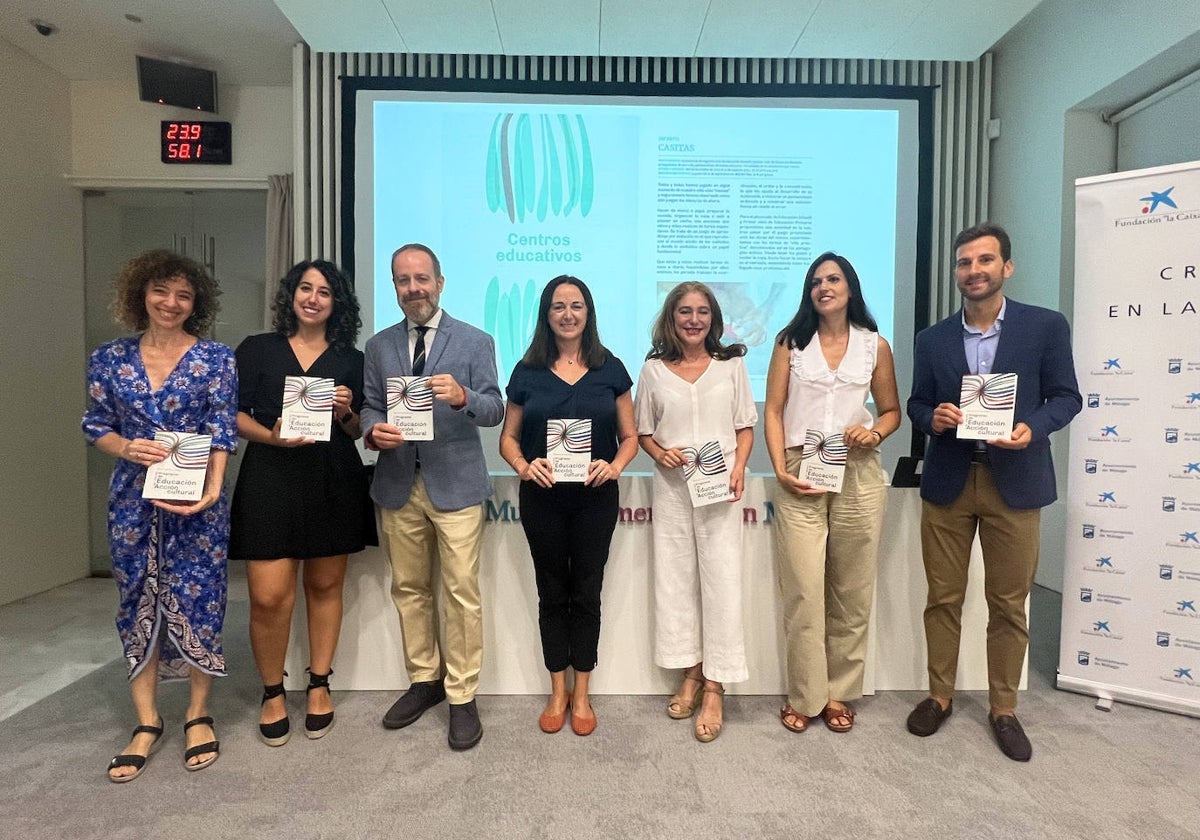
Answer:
[
  {"xmin": 0, "ymin": 58, "xmax": 293, "ymax": 605},
  {"xmin": 989, "ymin": 1, "xmax": 1200, "ymax": 590},
  {"xmin": 70, "ymin": 81, "xmax": 292, "ymax": 182},
  {"xmin": 0, "ymin": 39, "xmax": 88, "ymax": 604}
]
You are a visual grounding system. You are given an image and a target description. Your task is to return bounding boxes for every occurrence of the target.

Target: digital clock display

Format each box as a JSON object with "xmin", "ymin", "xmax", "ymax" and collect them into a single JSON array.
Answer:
[{"xmin": 161, "ymin": 121, "xmax": 232, "ymax": 164}]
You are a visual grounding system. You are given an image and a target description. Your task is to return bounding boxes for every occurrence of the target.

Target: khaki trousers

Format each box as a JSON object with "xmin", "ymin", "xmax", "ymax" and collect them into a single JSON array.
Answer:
[
  {"xmin": 774, "ymin": 448, "xmax": 887, "ymax": 717},
  {"xmin": 380, "ymin": 473, "xmax": 485, "ymax": 703},
  {"xmin": 920, "ymin": 462, "xmax": 1040, "ymax": 711}
]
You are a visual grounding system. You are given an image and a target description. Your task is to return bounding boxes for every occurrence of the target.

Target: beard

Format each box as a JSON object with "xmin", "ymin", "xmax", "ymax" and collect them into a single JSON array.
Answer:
[{"xmin": 401, "ymin": 294, "xmax": 437, "ymax": 324}]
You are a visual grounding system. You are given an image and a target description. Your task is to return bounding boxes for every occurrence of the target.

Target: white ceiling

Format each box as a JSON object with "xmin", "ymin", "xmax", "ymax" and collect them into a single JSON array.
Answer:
[{"xmin": 0, "ymin": 0, "xmax": 1042, "ymax": 88}]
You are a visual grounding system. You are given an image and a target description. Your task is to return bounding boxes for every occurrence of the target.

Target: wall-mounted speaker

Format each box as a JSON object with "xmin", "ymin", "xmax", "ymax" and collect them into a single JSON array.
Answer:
[{"xmin": 136, "ymin": 56, "xmax": 217, "ymax": 113}]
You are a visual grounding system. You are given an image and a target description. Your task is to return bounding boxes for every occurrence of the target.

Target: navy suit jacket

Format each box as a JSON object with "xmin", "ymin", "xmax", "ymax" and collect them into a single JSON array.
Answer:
[
  {"xmin": 907, "ymin": 298, "xmax": 1081, "ymax": 510},
  {"xmin": 361, "ymin": 311, "xmax": 504, "ymax": 511}
]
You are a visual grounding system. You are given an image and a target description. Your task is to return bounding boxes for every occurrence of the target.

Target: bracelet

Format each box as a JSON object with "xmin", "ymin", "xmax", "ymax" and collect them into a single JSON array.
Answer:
[{"xmin": 870, "ymin": 430, "xmax": 883, "ymax": 443}]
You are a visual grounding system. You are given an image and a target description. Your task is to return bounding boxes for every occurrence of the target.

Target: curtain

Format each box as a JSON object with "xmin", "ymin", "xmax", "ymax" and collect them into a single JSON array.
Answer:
[{"xmin": 265, "ymin": 173, "xmax": 293, "ymax": 329}]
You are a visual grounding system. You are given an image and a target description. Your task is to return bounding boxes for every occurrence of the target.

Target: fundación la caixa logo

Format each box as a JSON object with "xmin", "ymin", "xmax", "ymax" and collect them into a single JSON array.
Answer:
[
  {"xmin": 1159, "ymin": 661, "xmax": 1197, "ymax": 687},
  {"xmin": 1084, "ymin": 619, "xmax": 1122, "ymax": 640},
  {"xmin": 1141, "ymin": 186, "xmax": 1177, "ymax": 214},
  {"xmin": 1169, "ymin": 459, "xmax": 1200, "ymax": 481},
  {"xmin": 1091, "ymin": 490, "xmax": 1123, "ymax": 508},
  {"xmin": 1088, "ymin": 422, "xmax": 1131, "ymax": 443},
  {"xmin": 1115, "ymin": 184, "xmax": 1200, "ymax": 228},
  {"xmin": 1166, "ymin": 390, "xmax": 1200, "ymax": 412},
  {"xmin": 1090, "ymin": 356, "xmax": 1138, "ymax": 378},
  {"xmin": 1165, "ymin": 598, "xmax": 1198, "ymax": 620}
]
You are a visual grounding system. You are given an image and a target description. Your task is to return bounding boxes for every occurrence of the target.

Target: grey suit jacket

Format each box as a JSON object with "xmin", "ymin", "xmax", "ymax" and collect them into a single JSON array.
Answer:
[{"xmin": 361, "ymin": 311, "xmax": 504, "ymax": 511}]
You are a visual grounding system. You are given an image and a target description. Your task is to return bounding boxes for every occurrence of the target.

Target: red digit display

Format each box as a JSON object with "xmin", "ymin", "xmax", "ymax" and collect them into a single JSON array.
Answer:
[{"xmin": 160, "ymin": 121, "xmax": 231, "ymax": 165}]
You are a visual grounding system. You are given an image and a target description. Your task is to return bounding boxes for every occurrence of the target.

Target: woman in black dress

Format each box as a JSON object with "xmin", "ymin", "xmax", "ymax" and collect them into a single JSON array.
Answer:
[{"xmin": 230, "ymin": 260, "xmax": 376, "ymax": 745}]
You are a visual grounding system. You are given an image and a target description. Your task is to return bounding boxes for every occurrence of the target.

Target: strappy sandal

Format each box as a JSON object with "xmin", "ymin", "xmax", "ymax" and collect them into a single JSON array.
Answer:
[
  {"xmin": 305, "ymin": 668, "xmax": 335, "ymax": 739},
  {"xmin": 667, "ymin": 666, "xmax": 705, "ymax": 720},
  {"xmin": 183, "ymin": 716, "xmax": 220, "ymax": 771},
  {"xmin": 823, "ymin": 703, "xmax": 856, "ymax": 733},
  {"xmin": 259, "ymin": 675, "xmax": 289, "ymax": 747},
  {"xmin": 107, "ymin": 716, "xmax": 164, "ymax": 783},
  {"xmin": 694, "ymin": 681, "xmax": 724, "ymax": 743},
  {"xmin": 780, "ymin": 704, "xmax": 813, "ymax": 733}
]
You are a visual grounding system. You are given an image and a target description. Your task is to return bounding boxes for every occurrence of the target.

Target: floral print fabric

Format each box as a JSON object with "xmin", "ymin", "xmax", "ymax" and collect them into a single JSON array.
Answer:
[{"xmin": 82, "ymin": 337, "xmax": 238, "ymax": 680}]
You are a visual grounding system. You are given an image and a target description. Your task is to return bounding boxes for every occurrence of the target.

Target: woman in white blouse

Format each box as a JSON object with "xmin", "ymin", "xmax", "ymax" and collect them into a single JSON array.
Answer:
[
  {"xmin": 764, "ymin": 252, "xmax": 900, "ymax": 735},
  {"xmin": 635, "ymin": 282, "xmax": 757, "ymax": 743}
]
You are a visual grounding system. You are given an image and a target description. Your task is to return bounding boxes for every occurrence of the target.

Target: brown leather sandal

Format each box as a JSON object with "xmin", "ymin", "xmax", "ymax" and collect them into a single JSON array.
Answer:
[
  {"xmin": 823, "ymin": 703, "xmax": 856, "ymax": 733},
  {"xmin": 780, "ymin": 703, "xmax": 813, "ymax": 733}
]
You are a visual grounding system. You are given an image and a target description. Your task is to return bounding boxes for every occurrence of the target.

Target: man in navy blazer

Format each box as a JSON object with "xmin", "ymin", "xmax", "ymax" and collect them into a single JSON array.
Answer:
[
  {"xmin": 905, "ymin": 223, "xmax": 1081, "ymax": 761},
  {"xmin": 361, "ymin": 243, "xmax": 504, "ymax": 750}
]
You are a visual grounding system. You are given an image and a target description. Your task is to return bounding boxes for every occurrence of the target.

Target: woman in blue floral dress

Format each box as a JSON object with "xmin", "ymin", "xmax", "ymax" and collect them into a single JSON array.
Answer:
[{"xmin": 82, "ymin": 250, "xmax": 238, "ymax": 782}]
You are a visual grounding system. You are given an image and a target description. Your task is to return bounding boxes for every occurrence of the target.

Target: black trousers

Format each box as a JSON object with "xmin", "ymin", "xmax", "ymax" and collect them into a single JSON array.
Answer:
[{"xmin": 518, "ymin": 480, "xmax": 619, "ymax": 672}]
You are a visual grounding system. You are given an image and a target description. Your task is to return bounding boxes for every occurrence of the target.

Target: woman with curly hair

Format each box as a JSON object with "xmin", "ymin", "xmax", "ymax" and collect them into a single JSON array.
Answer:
[
  {"xmin": 229, "ymin": 260, "xmax": 376, "ymax": 746},
  {"xmin": 634, "ymin": 282, "xmax": 756, "ymax": 742},
  {"xmin": 82, "ymin": 249, "xmax": 238, "ymax": 781}
]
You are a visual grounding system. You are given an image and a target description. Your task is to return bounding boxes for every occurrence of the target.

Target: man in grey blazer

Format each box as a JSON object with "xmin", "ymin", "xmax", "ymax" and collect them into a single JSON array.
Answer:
[
  {"xmin": 361, "ymin": 243, "xmax": 504, "ymax": 750},
  {"xmin": 905, "ymin": 223, "xmax": 1081, "ymax": 762}
]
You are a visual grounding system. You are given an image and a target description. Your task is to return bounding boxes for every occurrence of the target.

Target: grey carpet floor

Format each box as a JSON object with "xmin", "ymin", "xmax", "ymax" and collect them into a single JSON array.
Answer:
[{"xmin": 2, "ymin": 588, "xmax": 1197, "ymax": 839}]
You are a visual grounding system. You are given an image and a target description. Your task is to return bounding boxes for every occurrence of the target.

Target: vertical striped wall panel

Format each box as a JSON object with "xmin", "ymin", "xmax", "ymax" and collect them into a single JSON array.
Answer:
[{"xmin": 293, "ymin": 47, "xmax": 992, "ymax": 325}]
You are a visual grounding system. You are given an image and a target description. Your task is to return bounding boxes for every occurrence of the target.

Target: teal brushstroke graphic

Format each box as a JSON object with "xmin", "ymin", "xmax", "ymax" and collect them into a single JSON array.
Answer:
[
  {"xmin": 542, "ymin": 115, "xmax": 563, "ymax": 216},
  {"xmin": 485, "ymin": 113, "xmax": 594, "ymax": 222},
  {"xmin": 483, "ymin": 277, "xmax": 539, "ymax": 373},
  {"xmin": 578, "ymin": 115, "xmax": 593, "ymax": 216},
  {"xmin": 485, "ymin": 114, "xmax": 503, "ymax": 213},
  {"xmin": 560, "ymin": 114, "xmax": 579, "ymax": 217}
]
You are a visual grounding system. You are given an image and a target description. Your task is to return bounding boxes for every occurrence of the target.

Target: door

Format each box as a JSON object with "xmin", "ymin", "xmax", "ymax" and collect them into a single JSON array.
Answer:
[{"xmin": 83, "ymin": 188, "xmax": 268, "ymax": 572}]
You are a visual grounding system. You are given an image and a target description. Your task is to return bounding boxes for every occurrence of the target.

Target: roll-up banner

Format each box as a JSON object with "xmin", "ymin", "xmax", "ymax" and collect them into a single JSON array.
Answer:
[{"xmin": 1060, "ymin": 160, "xmax": 1200, "ymax": 717}]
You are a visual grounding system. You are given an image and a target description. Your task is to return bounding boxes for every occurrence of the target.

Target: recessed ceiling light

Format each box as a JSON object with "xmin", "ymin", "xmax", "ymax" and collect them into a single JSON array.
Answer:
[{"xmin": 125, "ymin": 14, "xmax": 143, "ymax": 23}]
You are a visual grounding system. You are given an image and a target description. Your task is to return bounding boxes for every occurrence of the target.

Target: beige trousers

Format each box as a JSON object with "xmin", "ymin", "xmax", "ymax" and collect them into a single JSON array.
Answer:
[
  {"xmin": 380, "ymin": 473, "xmax": 485, "ymax": 704},
  {"xmin": 774, "ymin": 447, "xmax": 887, "ymax": 716},
  {"xmin": 920, "ymin": 462, "xmax": 1040, "ymax": 711}
]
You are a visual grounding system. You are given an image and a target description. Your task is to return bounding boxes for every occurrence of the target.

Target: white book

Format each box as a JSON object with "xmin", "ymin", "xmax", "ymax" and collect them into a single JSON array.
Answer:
[
  {"xmin": 799, "ymin": 429, "xmax": 847, "ymax": 493},
  {"xmin": 958, "ymin": 372, "xmax": 1018, "ymax": 441},
  {"xmin": 681, "ymin": 441, "xmax": 734, "ymax": 507},
  {"xmin": 280, "ymin": 376, "xmax": 334, "ymax": 441},
  {"xmin": 142, "ymin": 431, "xmax": 212, "ymax": 501},
  {"xmin": 387, "ymin": 376, "xmax": 435, "ymax": 440},
  {"xmin": 546, "ymin": 418, "xmax": 591, "ymax": 483}
]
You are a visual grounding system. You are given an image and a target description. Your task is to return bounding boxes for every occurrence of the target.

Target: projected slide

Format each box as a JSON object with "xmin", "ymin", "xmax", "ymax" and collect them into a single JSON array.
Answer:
[{"xmin": 360, "ymin": 93, "xmax": 913, "ymax": 398}]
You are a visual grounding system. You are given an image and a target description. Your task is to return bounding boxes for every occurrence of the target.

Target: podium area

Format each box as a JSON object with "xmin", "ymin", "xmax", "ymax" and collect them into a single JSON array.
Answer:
[{"xmin": 284, "ymin": 476, "xmax": 1026, "ymax": 695}]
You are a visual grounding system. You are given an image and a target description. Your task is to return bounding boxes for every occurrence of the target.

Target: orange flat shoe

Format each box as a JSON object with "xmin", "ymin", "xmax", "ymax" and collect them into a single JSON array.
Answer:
[
  {"xmin": 539, "ymin": 696, "xmax": 570, "ymax": 734},
  {"xmin": 571, "ymin": 708, "xmax": 597, "ymax": 736}
]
